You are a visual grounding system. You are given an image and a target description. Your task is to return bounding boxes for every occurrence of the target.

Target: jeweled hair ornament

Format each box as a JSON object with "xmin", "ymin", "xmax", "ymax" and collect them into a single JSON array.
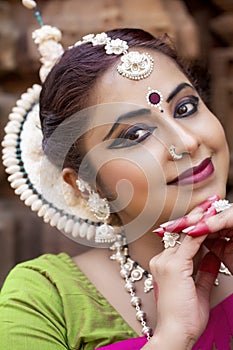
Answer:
[
  {"xmin": 70, "ymin": 33, "xmax": 154, "ymax": 80},
  {"xmin": 2, "ymin": 0, "xmax": 122, "ymax": 247}
]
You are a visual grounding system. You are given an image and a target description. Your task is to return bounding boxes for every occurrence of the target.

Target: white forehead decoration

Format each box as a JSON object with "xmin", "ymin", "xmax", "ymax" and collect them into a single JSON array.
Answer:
[{"xmin": 70, "ymin": 32, "xmax": 154, "ymax": 81}]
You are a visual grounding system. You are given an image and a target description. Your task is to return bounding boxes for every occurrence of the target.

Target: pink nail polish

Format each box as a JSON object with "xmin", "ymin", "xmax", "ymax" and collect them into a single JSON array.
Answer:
[
  {"xmin": 198, "ymin": 195, "xmax": 220, "ymax": 211},
  {"xmin": 153, "ymin": 227, "xmax": 165, "ymax": 237},
  {"xmin": 185, "ymin": 221, "xmax": 211, "ymax": 237},
  {"xmin": 203, "ymin": 206, "xmax": 217, "ymax": 218},
  {"xmin": 161, "ymin": 216, "xmax": 189, "ymax": 232}
]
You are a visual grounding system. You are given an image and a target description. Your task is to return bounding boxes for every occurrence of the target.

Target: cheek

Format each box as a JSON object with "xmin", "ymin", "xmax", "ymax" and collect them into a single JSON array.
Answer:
[
  {"xmin": 205, "ymin": 114, "xmax": 229, "ymax": 169},
  {"xmin": 99, "ymin": 159, "xmax": 148, "ymax": 204},
  {"xmin": 202, "ymin": 111, "xmax": 228, "ymax": 153},
  {"xmin": 98, "ymin": 156, "xmax": 166, "ymax": 222}
]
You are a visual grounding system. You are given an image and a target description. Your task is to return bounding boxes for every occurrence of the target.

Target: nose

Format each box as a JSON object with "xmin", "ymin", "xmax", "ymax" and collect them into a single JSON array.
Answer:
[{"xmin": 168, "ymin": 120, "xmax": 200, "ymax": 157}]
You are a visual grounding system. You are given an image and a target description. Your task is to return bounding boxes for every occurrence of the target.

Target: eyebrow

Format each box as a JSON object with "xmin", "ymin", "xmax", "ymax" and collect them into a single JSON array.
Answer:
[
  {"xmin": 166, "ymin": 82, "xmax": 194, "ymax": 103},
  {"xmin": 103, "ymin": 108, "xmax": 151, "ymax": 141}
]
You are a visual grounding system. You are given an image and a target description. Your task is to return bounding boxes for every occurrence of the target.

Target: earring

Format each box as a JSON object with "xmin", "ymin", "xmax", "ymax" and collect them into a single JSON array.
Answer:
[
  {"xmin": 76, "ymin": 179, "xmax": 116, "ymax": 243},
  {"xmin": 146, "ymin": 87, "xmax": 164, "ymax": 113},
  {"xmin": 169, "ymin": 145, "xmax": 183, "ymax": 160}
]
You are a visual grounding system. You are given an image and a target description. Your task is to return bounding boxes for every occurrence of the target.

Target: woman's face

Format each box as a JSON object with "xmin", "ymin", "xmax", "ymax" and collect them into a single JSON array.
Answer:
[{"xmin": 83, "ymin": 50, "xmax": 229, "ymax": 235}]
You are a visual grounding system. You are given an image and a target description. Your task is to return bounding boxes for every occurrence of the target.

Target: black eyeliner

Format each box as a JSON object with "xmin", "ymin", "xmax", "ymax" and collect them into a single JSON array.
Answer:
[
  {"xmin": 103, "ymin": 108, "xmax": 151, "ymax": 141},
  {"xmin": 174, "ymin": 96, "xmax": 199, "ymax": 119},
  {"xmin": 108, "ymin": 125, "xmax": 157, "ymax": 149}
]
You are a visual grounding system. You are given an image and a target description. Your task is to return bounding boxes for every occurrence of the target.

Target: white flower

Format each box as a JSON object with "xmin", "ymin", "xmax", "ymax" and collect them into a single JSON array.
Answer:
[
  {"xmin": 105, "ymin": 38, "xmax": 128, "ymax": 55},
  {"xmin": 117, "ymin": 51, "xmax": 154, "ymax": 80},
  {"xmin": 82, "ymin": 34, "xmax": 95, "ymax": 43},
  {"xmin": 121, "ymin": 52, "xmax": 150, "ymax": 70},
  {"xmin": 37, "ymin": 40, "xmax": 64, "ymax": 82},
  {"xmin": 162, "ymin": 232, "xmax": 180, "ymax": 249},
  {"xmin": 39, "ymin": 41, "xmax": 64, "ymax": 63},
  {"xmin": 212, "ymin": 199, "xmax": 231, "ymax": 213},
  {"xmin": 32, "ymin": 25, "xmax": 62, "ymax": 45},
  {"xmin": 74, "ymin": 40, "xmax": 84, "ymax": 47},
  {"xmin": 92, "ymin": 32, "xmax": 109, "ymax": 46}
]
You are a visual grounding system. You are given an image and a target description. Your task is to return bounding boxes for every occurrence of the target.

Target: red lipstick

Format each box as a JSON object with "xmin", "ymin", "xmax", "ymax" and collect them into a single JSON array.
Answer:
[{"xmin": 168, "ymin": 158, "xmax": 214, "ymax": 186}]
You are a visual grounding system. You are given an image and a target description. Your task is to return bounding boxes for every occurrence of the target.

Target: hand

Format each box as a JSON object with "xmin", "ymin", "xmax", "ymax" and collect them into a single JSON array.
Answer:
[
  {"xmin": 146, "ymin": 234, "xmax": 220, "ymax": 350},
  {"xmin": 146, "ymin": 195, "xmax": 227, "ymax": 349},
  {"xmin": 145, "ymin": 236, "xmax": 220, "ymax": 350}
]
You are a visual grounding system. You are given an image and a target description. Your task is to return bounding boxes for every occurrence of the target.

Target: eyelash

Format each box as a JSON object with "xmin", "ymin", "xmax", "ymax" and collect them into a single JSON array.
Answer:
[
  {"xmin": 108, "ymin": 124, "xmax": 157, "ymax": 149},
  {"xmin": 174, "ymin": 96, "xmax": 199, "ymax": 119}
]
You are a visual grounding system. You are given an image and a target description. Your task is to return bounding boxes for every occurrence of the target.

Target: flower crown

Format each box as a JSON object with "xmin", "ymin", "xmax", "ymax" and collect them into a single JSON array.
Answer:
[{"xmin": 25, "ymin": 0, "xmax": 154, "ymax": 82}]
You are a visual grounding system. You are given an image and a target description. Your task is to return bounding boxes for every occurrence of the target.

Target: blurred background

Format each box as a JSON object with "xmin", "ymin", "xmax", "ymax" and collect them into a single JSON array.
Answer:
[{"xmin": 1, "ymin": 0, "xmax": 233, "ymax": 286}]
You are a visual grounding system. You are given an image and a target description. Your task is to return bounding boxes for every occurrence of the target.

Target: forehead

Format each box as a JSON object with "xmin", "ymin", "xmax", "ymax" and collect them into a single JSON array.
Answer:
[{"xmin": 93, "ymin": 50, "xmax": 189, "ymax": 105}]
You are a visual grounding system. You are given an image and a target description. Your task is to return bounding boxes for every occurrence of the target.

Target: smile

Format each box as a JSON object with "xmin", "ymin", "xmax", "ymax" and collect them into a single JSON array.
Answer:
[{"xmin": 168, "ymin": 157, "xmax": 214, "ymax": 186}]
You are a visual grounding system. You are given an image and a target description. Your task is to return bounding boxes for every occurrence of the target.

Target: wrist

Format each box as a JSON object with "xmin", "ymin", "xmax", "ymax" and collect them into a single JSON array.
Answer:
[{"xmin": 142, "ymin": 325, "xmax": 196, "ymax": 350}]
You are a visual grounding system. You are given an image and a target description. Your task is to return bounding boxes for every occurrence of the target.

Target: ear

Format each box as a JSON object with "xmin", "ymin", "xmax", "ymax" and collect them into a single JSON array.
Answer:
[{"xmin": 62, "ymin": 167, "xmax": 79, "ymax": 192}]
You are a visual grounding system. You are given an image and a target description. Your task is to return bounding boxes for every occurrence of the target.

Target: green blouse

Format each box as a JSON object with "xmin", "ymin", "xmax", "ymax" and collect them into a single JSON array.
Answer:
[{"xmin": 0, "ymin": 253, "xmax": 137, "ymax": 349}]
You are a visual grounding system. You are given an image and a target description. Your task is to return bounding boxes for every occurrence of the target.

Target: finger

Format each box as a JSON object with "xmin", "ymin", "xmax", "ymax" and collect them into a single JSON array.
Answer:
[
  {"xmin": 183, "ymin": 203, "xmax": 233, "ymax": 237},
  {"xmin": 176, "ymin": 234, "xmax": 208, "ymax": 261},
  {"xmin": 195, "ymin": 252, "xmax": 221, "ymax": 303},
  {"xmin": 154, "ymin": 195, "xmax": 220, "ymax": 234}
]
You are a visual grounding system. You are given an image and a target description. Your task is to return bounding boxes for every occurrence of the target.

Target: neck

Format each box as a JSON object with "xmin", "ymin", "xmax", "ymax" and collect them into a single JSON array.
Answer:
[{"xmin": 128, "ymin": 230, "xmax": 163, "ymax": 272}]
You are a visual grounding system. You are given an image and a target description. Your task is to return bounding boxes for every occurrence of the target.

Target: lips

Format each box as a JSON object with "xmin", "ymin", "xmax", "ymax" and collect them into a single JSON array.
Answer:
[{"xmin": 168, "ymin": 157, "xmax": 214, "ymax": 186}]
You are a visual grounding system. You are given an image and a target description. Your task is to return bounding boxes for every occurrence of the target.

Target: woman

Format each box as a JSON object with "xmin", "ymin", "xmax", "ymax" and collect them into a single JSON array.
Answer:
[{"xmin": 1, "ymin": 22, "xmax": 233, "ymax": 350}]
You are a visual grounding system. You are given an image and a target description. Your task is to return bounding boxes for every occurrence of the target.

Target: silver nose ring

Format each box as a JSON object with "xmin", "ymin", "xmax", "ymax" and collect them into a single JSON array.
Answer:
[{"xmin": 169, "ymin": 145, "xmax": 183, "ymax": 160}]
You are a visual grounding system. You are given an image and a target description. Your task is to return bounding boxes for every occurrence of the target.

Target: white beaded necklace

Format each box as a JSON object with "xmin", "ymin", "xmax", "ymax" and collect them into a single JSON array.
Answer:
[{"xmin": 109, "ymin": 234, "xmax": 153, "ymax": 339}]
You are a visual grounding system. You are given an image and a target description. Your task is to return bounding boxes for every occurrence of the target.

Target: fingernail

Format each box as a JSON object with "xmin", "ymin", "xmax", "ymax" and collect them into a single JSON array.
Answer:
[
  {"xmin": 184, "ymin": 222, "xmax": 211, "ymax": 237},
  {"xmin": 161, "ymin": 216, "xmax": 189, "ymax": 232},
  {"xmin": 182, "ymin": 225, "xmax": 196, "ymax": 233},
  {"xmin": 153, "ymin": 227, "xmax": 165, "ymax": 237},
  {"xmin": 160, "ymin": 220, "xmax": 175, "ymax": 228},
  {"xmin": 198, "ymin": 252, "xmax": 221, "ymax": 276},
  {"xmin": 198, "ymin": 195, "xmax": 220, "ymax": 211},
  {"xmin": 203, "ymin": 206, "xmax": 217, "ymax": 218}
]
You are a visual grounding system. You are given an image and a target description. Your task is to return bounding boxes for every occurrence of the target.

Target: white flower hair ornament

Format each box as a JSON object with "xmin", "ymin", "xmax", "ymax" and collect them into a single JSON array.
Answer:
[
  {"xmin": 2, "ymin": 1, "xmax": 126, "ymax": 248},
  {"xmin": 70, "ymin": 33, "xmax": 154, "ymax": 80}
]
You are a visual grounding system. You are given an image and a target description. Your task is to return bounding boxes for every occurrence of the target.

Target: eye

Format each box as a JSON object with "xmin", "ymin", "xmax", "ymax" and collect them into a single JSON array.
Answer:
[
  {"xmin": 174, "ymin": 96, "xmax": 199, "ymax": 119},
  {"xmin": 108, "ymin": 124, "xmax": 157, "ymax": 149}
]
